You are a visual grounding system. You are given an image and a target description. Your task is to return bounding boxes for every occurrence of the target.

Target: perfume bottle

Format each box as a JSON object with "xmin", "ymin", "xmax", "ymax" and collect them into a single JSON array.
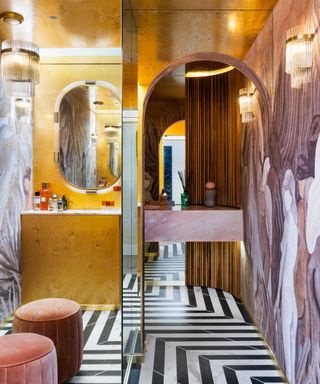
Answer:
[
  {"xmin": 52, "ymin": 194, "xmax": 58, "ymax": 212},
  {"xmin": 40, "ymin": 182, "xmax": 51, "ymax": 210},
  {"xmin": 33, "ymin": 191, "xmax": 41, "ymax": 211},
  {"xmin": 113, "ymin": 185, "xmax": 121, "ymax": 208},
  {"xmin": 62, "ymin": 195, "xmax": 68, "ymax": 210},
  {"xmin": 57, "ymin": 199, "xmax": 63, "ymax": 212},
  {"xmin": 48, "ymin": 198, "xmax": 53, "ymax": 211}
]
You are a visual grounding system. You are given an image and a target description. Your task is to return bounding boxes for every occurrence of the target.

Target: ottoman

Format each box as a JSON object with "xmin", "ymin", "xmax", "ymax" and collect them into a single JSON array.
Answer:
[
  {"xmin": 0, "ymin": 333, "xmax": 57, "ymax": 384},
  {"xmin": 13, "ymin": 298, "xmax": 83, "ymax": 383}
]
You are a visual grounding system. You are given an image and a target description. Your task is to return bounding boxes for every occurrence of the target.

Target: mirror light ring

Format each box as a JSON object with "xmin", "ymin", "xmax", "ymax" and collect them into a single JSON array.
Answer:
[{"xmin": 53, "ymin": 79, "xmax": 121, "ymax": 195}]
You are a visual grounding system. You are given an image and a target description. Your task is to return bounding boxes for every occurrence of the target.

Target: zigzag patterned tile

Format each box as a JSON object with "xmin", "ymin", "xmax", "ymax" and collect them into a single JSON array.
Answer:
[
  {"xmin": 139, "ymin": 242, "xmax": 288, "ymax": 384},
  {"xmin": 0, "ymin": 242, "xmax": 287, "ymax": 384}
]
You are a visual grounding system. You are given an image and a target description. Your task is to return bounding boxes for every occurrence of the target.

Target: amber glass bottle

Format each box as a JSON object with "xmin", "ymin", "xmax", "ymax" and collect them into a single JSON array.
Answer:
[{"xmin": 40, "ymin": 182, "xmax": 51, "ymax": 210}]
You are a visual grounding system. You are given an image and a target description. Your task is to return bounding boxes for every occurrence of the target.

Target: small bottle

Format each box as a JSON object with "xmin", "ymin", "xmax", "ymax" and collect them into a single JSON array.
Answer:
[
  {"xmin": 62, "ymin": 195, "xmax": 68, "ymax": 210},
  {"xmin": 113, "ymin": 185, "xmax": 121, "ymax": 208},
  {"xmin": 57, "ymin": 199, "xmax": 63, "ymax": 212},
  {"xmin": 40, "ymin": 182, "xmax": 51, "ymax": 210},
  {"xmin": 48, "ymin": 198, "xmax": 53, "ymax": 211},
  {"xmin": 159, "ymin": 189, "xmax": 167, "ymax": 209},
  {"xmin": 52, "ymin": 194, "xmax": 58, "ymax": 211},
  {"xmin": 33, "ymin": 191, "xmax": 41, "ymax": 211}
]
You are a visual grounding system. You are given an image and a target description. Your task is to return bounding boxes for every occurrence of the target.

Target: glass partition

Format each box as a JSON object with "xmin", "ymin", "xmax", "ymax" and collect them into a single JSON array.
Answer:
[{"xmin": 122, "ymin": 2, "xmax": 143, "ymax": 382}]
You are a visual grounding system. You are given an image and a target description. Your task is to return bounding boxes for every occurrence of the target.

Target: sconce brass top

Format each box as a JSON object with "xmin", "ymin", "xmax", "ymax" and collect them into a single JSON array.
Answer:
[{"xmin": 0, "ymin": 11, "xmax": 24, "ymax": 25}]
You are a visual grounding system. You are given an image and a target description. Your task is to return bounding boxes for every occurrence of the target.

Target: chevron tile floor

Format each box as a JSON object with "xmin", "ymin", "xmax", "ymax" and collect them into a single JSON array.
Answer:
[
  {"xmin": 138, "ymin": 243, "xmax": 288, "ymax": 384},
  {"xmin": 0, "ymin": 242, "xmax": 287, "ymax": 384}
]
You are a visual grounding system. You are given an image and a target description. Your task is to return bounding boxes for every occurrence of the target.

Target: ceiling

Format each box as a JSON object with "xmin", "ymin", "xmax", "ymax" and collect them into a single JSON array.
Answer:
[
  {"xmin": 124, "ymin": 0, "xmax": 278, "ymax": 10},
  {"xmin": 124, "ymin": 0, "xmax": 278, "ymax": 99},
  {"xmin": 0, "ymin": 0, "xmax": 279, "ymax": 101},
  {"xmin": 0, "ymin": 0, "xmax": 121, "ymax": 48}
]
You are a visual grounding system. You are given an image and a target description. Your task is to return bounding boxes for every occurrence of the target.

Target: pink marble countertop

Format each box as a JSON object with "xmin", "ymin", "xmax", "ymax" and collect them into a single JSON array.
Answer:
[{"xmin": 145, "ymin": 207, "xmax": 243, "ymax": 242}]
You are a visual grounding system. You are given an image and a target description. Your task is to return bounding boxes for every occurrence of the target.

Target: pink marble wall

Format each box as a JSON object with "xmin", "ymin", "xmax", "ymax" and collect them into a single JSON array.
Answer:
[
  {"xmin": 242, "ymin": 0, "xmax": 320, "ymax": 382},
  {"xmin": 0, "ymin": 81, "xmax": 32, "ymax": 321}
]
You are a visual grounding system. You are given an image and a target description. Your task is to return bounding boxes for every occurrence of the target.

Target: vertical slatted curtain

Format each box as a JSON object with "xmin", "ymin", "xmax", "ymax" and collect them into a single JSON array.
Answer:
[
  {"xmin": 185, "ymin": 63, "xmax": 242, "ymax": 206},
  {"xmin": 185, "ymin": 63, "xmax": 243, "ymax": 297}
]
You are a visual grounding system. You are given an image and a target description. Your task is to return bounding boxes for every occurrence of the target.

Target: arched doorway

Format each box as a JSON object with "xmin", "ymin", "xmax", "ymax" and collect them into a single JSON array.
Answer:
[{"xmin": 142, "ymin": 51, "xmax": 270, "ymax": 295}]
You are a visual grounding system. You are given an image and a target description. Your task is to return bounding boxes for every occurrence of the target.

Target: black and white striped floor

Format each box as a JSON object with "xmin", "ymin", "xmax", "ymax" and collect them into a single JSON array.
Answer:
[
  {"xmin": 0, "ymin": 243, "xmax": 287, "ymax": 384},
  {"xmin": 138, "ymin": 243, "xmax": 288, "ymax": 384}
]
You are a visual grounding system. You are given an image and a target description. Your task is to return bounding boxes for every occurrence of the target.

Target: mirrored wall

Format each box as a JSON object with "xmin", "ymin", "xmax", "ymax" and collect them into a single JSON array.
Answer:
[{"xmin": 122, "ymin": 1, "xmax": 143, "ymax": 382}]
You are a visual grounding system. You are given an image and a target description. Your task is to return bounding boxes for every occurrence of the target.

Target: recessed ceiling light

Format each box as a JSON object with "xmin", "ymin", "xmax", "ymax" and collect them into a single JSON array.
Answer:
[
  {"xmin": 0, "ymin": 11, "xmax": 24, "ymax": 25},
  {"xmin": 185, "ymin": 65, "xmax": 234, "ymax": 78}
]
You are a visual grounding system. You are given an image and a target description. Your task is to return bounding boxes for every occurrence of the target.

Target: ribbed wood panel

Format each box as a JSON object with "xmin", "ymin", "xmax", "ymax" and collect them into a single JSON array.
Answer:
[
  {"xmin": 185, "ymin": 65, "xmax": 242, "ymax": 207},
  {"xmin": 186, "ymin": 242, "xmax": 240, "ymax": 298},
  {"xmin": 185, "ymin": 65, "xmax": 242, "ymax": 296}
]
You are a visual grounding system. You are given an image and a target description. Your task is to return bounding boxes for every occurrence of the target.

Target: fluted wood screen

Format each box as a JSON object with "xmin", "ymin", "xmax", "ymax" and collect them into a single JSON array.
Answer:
[
  {"xmin": 185, "ymin": 65, "xmax": 243, "ymax": 296},
  {"xmin": 186, "ymin": 242, "xmax": 240, "ymax": 298},
  {"xmin": 185, "ymin": 65, "xmax": 242, "ymax": 207}
]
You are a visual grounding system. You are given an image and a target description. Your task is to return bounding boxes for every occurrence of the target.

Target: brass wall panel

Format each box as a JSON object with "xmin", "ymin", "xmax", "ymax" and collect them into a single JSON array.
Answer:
[
  {"xmin": 21, "ymin": 215, "xmax": 121, "ymax": 305},
  {"xmin": 34, "ymin": 62, "xmax": 121, "ymax": 209},
  {"xmin": 186, "ymin": 242, "xmax": 241, "ymax": 298}
]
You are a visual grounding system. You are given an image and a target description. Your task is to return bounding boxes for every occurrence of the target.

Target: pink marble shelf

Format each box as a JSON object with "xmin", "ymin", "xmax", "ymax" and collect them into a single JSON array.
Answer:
[{"xmin": 145, "ymin": 206, "xmax": 243, "ymax": 242}]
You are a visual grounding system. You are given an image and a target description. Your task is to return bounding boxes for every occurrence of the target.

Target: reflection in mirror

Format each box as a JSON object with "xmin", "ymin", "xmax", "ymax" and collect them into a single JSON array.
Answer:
[
  {"xmin": 57, "ymin": 81, "xmax": 121, "ymax": 189},
  {"xmin": 105, "ymin": 125, "xmax": 121, "ymax": 178}
]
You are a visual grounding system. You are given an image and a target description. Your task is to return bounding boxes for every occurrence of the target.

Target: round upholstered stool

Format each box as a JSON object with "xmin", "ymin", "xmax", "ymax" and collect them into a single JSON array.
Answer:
[
  {"xmin": 0, "ymin": 333, "xmax": 57, "ymax": 384},
  {"xmin": 13, "ymin": 298, "xmax": 83, "ymax": 384}
]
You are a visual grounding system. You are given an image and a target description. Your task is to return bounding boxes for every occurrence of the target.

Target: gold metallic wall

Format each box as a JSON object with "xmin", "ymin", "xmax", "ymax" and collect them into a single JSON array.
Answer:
[{"xmin": 34, "ymin": 56, "xmax": 122, "ymax": 209}]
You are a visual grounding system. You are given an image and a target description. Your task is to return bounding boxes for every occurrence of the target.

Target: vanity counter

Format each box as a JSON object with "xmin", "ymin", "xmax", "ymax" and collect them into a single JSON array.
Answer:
[
  {"xmin": 21, "ymin": 209, "xmax": 121, "ymax": 215},
  {"xmin": 145, "ymin": 205, "xmax": 243, "ymax": 242},
  {"xmin": 20, "ymin": 212, "xmax": 120, "ymax": 307}
]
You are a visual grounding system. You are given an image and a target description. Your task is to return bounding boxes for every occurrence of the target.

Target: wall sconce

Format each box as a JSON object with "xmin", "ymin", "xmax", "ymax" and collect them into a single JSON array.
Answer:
[
  {"xmin": 14, "ymin": 98, "xmax": 31, "ymax": 119},
  {"xmin": 285, "ymin": 25, "xmax": 315, "ymax": 88},
  {"xmin": 239, "ymin": 88, "xmax": 254, "ymax": 123},
  {"xmin": 104, "ymin": 125, "xmax": 120, "ymax": 144},
  {"xmin": 91, "ymin": 133, "xmax": 98, "ymax": 145},
  {"xmin": 0, "ymin": 40, "xmax": 40, "ymax": 97}
]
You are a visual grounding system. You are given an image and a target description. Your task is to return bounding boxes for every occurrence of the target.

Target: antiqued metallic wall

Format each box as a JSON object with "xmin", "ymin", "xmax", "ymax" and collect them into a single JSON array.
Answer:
[
  {"xmin": 0, "ymin": 81, "xmax": 32, "ymax": 321},
  {"xmin": 242, "ymin": 0, "xmax": 320, "ymax": 382}
]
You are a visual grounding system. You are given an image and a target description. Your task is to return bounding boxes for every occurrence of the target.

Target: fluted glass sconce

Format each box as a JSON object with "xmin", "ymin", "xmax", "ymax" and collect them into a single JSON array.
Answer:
[
  {"xmin": 14, "ymin": 97, "xmax": 31, "ymax": 119},
  {"xmin": 239, "ymin": 88, "xmax": 254, "ymax": 123},
  {"xmin": 285, "ymin": 25, "xmax": 315, "ymax": 89},
  {"xmin": 91, "ymin": 133, "xmax": 98, "ymax": 145},
  {"xmin": 0, "ymin": 40, "xmax": 40, "ymax": 97},
  {"xmin": 104, "ymin": 125, "xmax": 120, "ymax": 143}
]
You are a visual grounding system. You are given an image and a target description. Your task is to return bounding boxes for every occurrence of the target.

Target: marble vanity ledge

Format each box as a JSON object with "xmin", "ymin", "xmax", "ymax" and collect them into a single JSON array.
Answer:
[{"xmin": 21, "ymin": 209, "xmax": 121, "ymax": 216}]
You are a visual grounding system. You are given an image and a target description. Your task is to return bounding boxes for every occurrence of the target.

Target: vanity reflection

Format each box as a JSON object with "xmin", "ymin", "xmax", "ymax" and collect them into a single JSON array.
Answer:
[{"xmin": 56, "ymin": 80, "xmax": 121, "ymax": 189}]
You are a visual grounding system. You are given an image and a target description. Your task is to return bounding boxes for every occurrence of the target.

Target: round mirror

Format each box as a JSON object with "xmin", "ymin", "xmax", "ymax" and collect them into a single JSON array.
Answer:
[{"xmin": 54, "ymin": 80, "xmax": 121, "ymax": 191}]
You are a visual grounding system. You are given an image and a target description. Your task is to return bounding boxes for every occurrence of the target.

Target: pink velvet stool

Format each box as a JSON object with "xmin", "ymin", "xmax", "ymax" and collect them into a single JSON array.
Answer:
[
  {"xmin": 13, "ymin": 298, "xmax": 83, "ymax": 384},
  {"xmin": 0, "ymin": 333, "xmax": 58, "ymax": 384}
]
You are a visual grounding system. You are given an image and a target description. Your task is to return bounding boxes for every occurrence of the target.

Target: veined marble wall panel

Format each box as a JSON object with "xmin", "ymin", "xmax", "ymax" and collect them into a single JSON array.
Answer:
[
  {"xmin": 60, "ymin": 90, "xmax": 96, "ymax": 188},
  {"xmin": 243, "ymin": 0, "xmax": 320, "ymax": 382},
  {"xmin": 0, "ymin": 82, "xmax": 32, "ymax": 321}
]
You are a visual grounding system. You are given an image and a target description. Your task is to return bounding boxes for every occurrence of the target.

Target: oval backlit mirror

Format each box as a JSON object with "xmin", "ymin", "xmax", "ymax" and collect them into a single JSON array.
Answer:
[{"xmin": 54, "ymin": 80, "xmax": 121, "ymax": 191}]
